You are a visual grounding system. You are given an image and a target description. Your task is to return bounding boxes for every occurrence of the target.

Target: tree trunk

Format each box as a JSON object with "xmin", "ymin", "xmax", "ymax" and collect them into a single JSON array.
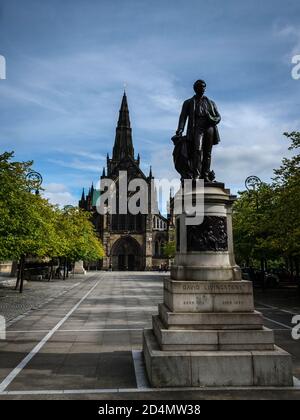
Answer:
[
  {"xmin": 49, "ymin": 260, "xmax": 53, "ymax": 282},
  {"xmin": 295, "ymin": 256, "xmax": 299, "ymax": 279},
  {"xmin": 15, "ymin": 258, "xmax": 21, "ymax": 290},
  {"xmin": 19, "ymin": 255, "xmax": 26, "ymax": 294},
  {"xmin": 294, "ymin": 257, "xmax": 300, "ymax": 295},
  {"xmin": 63, "ymin": 257, "xmax": 66, "ymax": 280},
  {"xmin": 265, "ymin": 259, "xmax": 268, "ymax": 272},
  {"xmin": 11, "ymin": 260, "xmax": 18, "ymax": 278},
  {"xmin": 261, "ymin": 258, "xmax": 266, "ymax": 291},
  {"xmin": 289, "ymin": 256, "xmax": 294, "ymax": 278},
  {"xmin": 285, "ymin": 257, "xmax": 289, "ymax": 270}
]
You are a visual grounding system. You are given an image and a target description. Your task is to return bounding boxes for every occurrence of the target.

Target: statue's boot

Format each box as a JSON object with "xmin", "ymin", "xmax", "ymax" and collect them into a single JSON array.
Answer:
[
  {"xmin": 201, "ymin": 152, "xmax": 212, "ymax": 182},
  {"xmin": 192, "ymin": 152, "xmax": 202, "ymax": 179}
]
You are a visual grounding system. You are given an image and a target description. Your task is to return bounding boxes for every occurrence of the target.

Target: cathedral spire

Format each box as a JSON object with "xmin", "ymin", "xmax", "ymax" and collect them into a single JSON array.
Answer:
[
  {"xmin": 112, "ymin": 92, "xmax": 134, "ymax": 161},
  {"xmin": 118, "ymin": 92, "xmax": 131, "ymax": 128}
]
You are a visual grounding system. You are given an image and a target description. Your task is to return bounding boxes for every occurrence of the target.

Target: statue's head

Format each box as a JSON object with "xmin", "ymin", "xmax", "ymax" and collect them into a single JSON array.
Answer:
[{"xmin": 193, "ymin": 80, "xmax": 206, "ymax": 96}]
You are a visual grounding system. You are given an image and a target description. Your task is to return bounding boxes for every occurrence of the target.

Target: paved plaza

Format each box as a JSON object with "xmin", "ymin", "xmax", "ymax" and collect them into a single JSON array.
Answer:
[{"xmin": 0, "ymin": 272, "xmax": 299, "ymax": 400}]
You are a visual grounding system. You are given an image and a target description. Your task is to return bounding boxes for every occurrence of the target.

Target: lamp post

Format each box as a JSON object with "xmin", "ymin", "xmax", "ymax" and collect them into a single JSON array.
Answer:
[
  {"xmin": 148, "ymin": 236, "xmax": 152, "ymax": 271},
  {"xmin": 63, "ymin": 205, "xmax": 74, "ymax": 211},
  {"xmin": 245, "ymin": 175, "xmax": 262, "ymax": 210},
  {"xmin": 26, "ymin": 171, "xmax": 43, "ymax": 195},
  {"xmin": 62, "ymin": 205, "xmax": 75, "ymax": 279},
  {"xmin": 16, "ymin": 171, "xmax": 43, "ymax": 293},
  {"xmin": 245, "ymin": 175, "xmax": 266, "ymax": 287}
]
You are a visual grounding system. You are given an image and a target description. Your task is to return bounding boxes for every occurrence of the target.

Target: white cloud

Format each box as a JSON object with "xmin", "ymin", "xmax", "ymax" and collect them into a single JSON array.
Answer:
[
  {"xmin": 1, "ymin": 29, "xmax": 299, "ymax": 206},
  {"xmin": 47, "ymin": 158, "xmax": 103, "ymax": 173},
  {"xmin": 274, "ymin": 23, "xmax": 300, "ymax": 69},
  {"xmin": 212, "ymin": 101, "xmax": 296, "ymax": 188},
  {"xmin": 147, "ymin": 99, "xmax": 297, "ymax": 194},
  {"xmin": 149, "ymin": 93, "xmax": 181, "ymax": 112},
  {"xmin": 42, "ymin": 183, "xmax": 77, "ymax": 207},
  {"xmin": 276, "ymin": 24, "xmax": 300, "ymax": 54},
  {"xmin": 67, "ymin": 150, "xmax": 106, "ymax": 161}
]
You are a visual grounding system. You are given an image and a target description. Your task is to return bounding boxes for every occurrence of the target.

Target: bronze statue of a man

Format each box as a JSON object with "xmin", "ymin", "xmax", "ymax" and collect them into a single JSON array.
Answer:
[{"xmin": 172, "ymin": 80, "xmax": 221, "ymax": 182}]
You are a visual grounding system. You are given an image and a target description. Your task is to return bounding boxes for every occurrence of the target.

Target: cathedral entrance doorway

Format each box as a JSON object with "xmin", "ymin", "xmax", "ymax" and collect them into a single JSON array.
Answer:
[{"xmin": 111, "ymin": 237, "xmax": 143, "ymax": 271}]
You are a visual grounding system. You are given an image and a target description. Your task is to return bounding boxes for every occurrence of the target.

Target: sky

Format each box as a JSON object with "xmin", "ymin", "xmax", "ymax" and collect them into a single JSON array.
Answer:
[{"xmin": 0, "ymin": 0, "xmax": 300, "ymax": 210}]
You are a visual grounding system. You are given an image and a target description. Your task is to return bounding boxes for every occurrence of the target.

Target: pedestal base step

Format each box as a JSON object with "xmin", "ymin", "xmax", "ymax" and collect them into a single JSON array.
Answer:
[
  {"xmin": 153, "ymin": 315, "xmax": 274, "ymax": 351},
  {"xmin": 143, "ymin": 329, "xmax": 293, "ymax": 388},
  {"xmin": 159, "ymin": 304, "xmax": 264, "ymax": 330}
]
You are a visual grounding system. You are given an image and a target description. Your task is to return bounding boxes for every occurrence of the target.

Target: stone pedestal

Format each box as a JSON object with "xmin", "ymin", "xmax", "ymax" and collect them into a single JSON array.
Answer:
[
  {"xmin": 143, "ymin": 183, "xmax": 293, "ymax": 387},
  {"xmin": 73, "ymin": 260, "xmax": 86, "ymax": 275}
]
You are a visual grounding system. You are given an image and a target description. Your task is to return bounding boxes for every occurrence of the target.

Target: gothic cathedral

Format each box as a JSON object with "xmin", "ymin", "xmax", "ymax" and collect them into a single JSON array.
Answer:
[{"xmin": 79, "ymin": 92, "xmax": 170, "ymax": 271}]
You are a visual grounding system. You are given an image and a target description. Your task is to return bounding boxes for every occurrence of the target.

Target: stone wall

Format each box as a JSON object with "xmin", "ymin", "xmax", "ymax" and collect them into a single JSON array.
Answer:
[{"xmin": 0, "ymin": 261, "xmax": 12, "ymax": 273}]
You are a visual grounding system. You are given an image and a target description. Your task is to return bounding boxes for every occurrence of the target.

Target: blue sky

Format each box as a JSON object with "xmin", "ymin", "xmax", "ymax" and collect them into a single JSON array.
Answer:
[{"xmin": 0, "ymin": 0, "xmax": 300, "ymax": 208}]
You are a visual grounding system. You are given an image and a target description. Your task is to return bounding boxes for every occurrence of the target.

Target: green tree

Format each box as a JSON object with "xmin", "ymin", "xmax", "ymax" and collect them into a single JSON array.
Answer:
[
  {"xmin": 163, "ymin": 240, "xmax": 176, "ymax": 259},
  {"xmin": 271, "ymin": 132, "xmax": 300, "ymax": 276},
  {"xmin": 233, "ymin": 184, "xmax": 277, "ymax": 267},
  {"xmin": 59, "ymin": 207, "xmax": 105, "ymax": 264},
  {"xmin": 233, "ymin": 132, "xmax": 300, "ymax": 280},
  {"xmin": 0, "ymin": 152, "xmax": 105, "ymax": 292},
  {"xmin": 0, "ymin": 152, "xmax": 33, "ymax": 261}
]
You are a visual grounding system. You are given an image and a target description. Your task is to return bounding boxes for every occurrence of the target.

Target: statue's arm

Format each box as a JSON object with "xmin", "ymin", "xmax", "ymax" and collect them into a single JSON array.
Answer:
[
  {"xmin": 176, "ymin": 100, "xmax": 189, "ymax": 135},
  {"xmin": 209, "ymin": 100, "xmax": 221, "ymax": 125}
]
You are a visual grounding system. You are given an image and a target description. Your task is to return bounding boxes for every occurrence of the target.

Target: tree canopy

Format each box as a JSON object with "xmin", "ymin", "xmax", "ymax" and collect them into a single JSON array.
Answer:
[
  {"xmin": 233, "ymin": 132, "xmax": 300, "ymax": 272},
  {"xmin": 163, "ymin": 240, "xmax": 176, "ymax": 259},
  {"xmin": 0, "ymin": 152, "xmax": 104, "ymax": 264}
]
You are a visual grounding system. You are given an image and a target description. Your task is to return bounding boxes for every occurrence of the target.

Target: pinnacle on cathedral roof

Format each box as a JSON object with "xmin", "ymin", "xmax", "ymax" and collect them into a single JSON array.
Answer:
[{"xmin": 148, "ymin": 165, "xmax": 153, "ymax": 178}]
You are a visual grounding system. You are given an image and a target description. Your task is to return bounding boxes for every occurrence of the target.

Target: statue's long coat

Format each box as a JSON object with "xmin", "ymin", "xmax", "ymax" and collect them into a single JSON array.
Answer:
[{"xmin": 177, "ymin": 95, "xmax": 221, "ymax": 145}]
